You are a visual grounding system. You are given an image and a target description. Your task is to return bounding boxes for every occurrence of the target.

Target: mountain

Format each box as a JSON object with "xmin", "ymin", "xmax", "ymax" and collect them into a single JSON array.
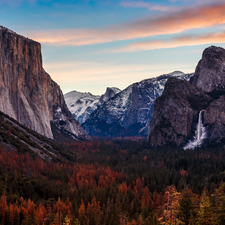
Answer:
[
  {"xmin": 148, "ymin": 46, "xmax": 225, "ymax": 148},
  {"xmin": 64, "ymin": 87, "xmax": 121, "ymax": 124},
  {"xmin": 99, "ymin": 87, "xmax": 121, "ymax": 104},
  {"xmin": 82, "ymin": 71, "xmax": 193, "ymax": 137},
  {"xmin": 0, "ymin": 26, "xmax": 89, "ymax": 141}
]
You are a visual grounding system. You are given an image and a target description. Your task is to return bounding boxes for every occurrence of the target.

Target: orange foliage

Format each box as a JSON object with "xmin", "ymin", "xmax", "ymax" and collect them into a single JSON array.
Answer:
[
  {"xmin": 141, "ymin": 186, "xmax": 151, "ymax": 209},
  {"xmin": 180, "ymin": 169, "xmax": 188, "ymax": 177},
  {"xmin": 0, "ymin": 195, "xmax": 7, "ymax": 219},
  {"xmin": 78, "ymin": 199, "xmax": 86, "ymax": 220},
  {"xmin": 35, "ymin": 203, "xmax": 46, "ymax": 225},
  {"xmin": 118, "ymin": 182, "xmax": 128, "ymax": 195},
  {"xmin": 133, "ymin": 178, "xmax": 144, "ymax": 199}
]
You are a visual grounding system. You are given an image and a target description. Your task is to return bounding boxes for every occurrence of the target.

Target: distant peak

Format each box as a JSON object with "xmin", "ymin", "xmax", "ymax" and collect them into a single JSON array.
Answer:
[
  {"xmin": 105, "ymin": 87, "xmax": 121, "ymax": 93},
  {"xmin": 169, "ymin": 71, "xmax": 185, "ymax": 76}
]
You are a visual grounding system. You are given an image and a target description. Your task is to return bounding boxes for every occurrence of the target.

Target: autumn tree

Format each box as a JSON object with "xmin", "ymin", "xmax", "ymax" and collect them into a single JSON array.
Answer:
[
  {"xmin": 217, "ymin": 199, "xmax": 225, "ymax": 225},
  {"xmin": 198, "ymin": 191, "xmax": 214, "ymax": 225},
  {"xmin": 178, "ymin": 188, "xmax": 195, "ymax": 225},
  {"xmin": 87, "ymin": 196, "xmax": 101, "ymax": 225},
  {"xmin": 78, "ymin": 199, "xmax": 87, "ymax": 225},
  {"xmin": 0, "ymin": 194, "xmax": 7, "ymax": 224},
  {"xmin": 35, "ymin": 203, "xmax": 46, "ymax": 225},
  {"xmin": 51, "ymin": 212, "xmax": 60, "ymax": 225},
  {"xmin": 159, "ymin": 185, "xmax": 180, "ymax": 225},
  {"xmin": 141, "ymin": 186, "xmax": 151, "ymax": 209}
]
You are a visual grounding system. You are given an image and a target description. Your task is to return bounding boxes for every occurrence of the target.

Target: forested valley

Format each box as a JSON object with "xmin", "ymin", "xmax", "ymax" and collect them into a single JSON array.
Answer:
[{"xmin": 0, "ymin": 139, "xmax": 225, "ymax": 224}]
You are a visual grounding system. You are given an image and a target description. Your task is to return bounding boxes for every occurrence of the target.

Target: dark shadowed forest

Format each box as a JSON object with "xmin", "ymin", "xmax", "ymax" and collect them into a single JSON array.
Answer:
[{"xmin": 1, "ymin": 139, "xmax": 225, "ymax": 224}]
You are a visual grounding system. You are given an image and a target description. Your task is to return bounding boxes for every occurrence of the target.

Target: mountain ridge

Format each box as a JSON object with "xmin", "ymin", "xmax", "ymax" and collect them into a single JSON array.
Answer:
[
  {"xmin": 82, "ymin": 71, "xmax": 193, "ymax": 137},
  {"xmin": 64, "ymin": 87, "xmax": 121, "ymax": 124}
]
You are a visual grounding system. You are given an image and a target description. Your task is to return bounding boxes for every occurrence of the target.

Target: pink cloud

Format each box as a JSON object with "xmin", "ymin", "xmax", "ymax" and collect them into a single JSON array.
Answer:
[
  {"xmin": 116, "ymin": 32, "xmax": 225, "ymax": 52},
  {"xmin": 26, "ymin": 3, "xmax": 225, "ymax": 46}
]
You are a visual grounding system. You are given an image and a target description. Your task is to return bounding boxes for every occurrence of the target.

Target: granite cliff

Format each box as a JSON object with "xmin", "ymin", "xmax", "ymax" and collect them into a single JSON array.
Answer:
[
  {"xmin": 191, "ymin": 46, "xmax": 225, "ymax": 92},
  {"xmin": 148, "ymin": 46, "xmax": 225, "ymax": 148},
  {"xmin": 0, "ymin": 26, "xmax": 89, "ymax": 140}
]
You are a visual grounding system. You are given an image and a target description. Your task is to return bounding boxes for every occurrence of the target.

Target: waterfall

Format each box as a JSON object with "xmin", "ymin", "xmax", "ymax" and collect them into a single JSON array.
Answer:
[{"xmin": 184, "ymin": 110, "xmax": 207, "ymax": 150}]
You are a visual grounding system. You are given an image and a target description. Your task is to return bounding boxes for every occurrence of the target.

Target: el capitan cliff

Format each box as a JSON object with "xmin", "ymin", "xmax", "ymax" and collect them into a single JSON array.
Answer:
[{"xmin": 0, "ymin": 26, "xmax": 89, "ymax": 140}]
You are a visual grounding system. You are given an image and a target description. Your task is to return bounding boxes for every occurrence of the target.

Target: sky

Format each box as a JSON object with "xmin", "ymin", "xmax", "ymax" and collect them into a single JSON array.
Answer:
[{"xmin": 1, "ymin": 0, "xmax": 225, "ymax": 95}]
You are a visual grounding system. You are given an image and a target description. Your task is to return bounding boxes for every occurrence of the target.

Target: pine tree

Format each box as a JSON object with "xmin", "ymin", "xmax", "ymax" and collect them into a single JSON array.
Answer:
[
  {"xmin": 0, "ymin": 194, "xmax": 7, "ymax": 224},
  {"xmin": 141, "ymin": 186, "xmax": 150, "ymax": 209},
  {"xmin": 198, "ymin": 191, "xmax": 214, "ymax": 225},
  {"xmin": 217, "ymin": 199, "xmax": 225, "ymax": 225},
  {"xmin": 178, "ymin": 188, "xmax": 194, "ymax": 225},
  {"xmin": 63, "ymin": 215, "xmax": 71, "ymax": 225},
  {"xmin": 50, "ymin": 212, "xmax": 60, "ymax": 225},
  {"xmin": 78, "ymin": 199, "xmax": 87, "ymax": 225}
]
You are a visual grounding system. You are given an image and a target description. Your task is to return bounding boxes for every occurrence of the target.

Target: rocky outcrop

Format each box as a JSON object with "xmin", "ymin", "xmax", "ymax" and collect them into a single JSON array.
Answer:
[
  {"xmin": 148, "ymin": 78, "xmax": 212, "ymax": 146},
  {"xmin": 148, "ymin": 46, "xmax": 225, "ymax": 147},
  {"xmin": 204, "ymin": 95, "xmax": 225, "ymax": 140},
  {"xmin": 99, "ymin": 87, "xmax": 121, "ymax": 104},
  {"xmin": 0, "ymin": 26, "xmax": 89, "ymax": 140},
  {"xmin": 191, "ymin": 46, "xmax": 225, "ymax": 92}
]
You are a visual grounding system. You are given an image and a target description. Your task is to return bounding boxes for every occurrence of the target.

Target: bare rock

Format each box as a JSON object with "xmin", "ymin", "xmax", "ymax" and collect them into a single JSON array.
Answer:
[
  {"xmin": 191, "ymin": 46, "xmax": 225, "ymax": 92},
  {"xmin": 0, "ymin": 26, "xmax": 89, "ymax": 140},
  {"xmin": 204, "ymin": 95, "xmax": 225, "ymax": 140},
  {"xmin": 148, "ymin": 78, "xmax": 212, "ymax": 147}
]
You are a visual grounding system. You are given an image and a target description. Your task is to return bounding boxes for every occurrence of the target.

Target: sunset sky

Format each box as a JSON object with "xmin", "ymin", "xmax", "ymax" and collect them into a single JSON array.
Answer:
[{"xmin": 1, "ymin": 0, "xmax": 225, "ymax": 94}]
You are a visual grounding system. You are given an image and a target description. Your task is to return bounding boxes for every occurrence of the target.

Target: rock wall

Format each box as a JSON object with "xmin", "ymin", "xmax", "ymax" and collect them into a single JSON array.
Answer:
[
  {"xmin": 0, "ymin": 26, "xmax": 89, "ymax": 140},
  {"xmin": 148, "ymin": 46, "xmax": 225, "ymax": 147},
  {"xmin": 148, "ymin": 78, "xmax": 212, "ymax": 146},
  {"xmin": 191, "ymin": 46, "xmax": 225, "ymax": 92}
]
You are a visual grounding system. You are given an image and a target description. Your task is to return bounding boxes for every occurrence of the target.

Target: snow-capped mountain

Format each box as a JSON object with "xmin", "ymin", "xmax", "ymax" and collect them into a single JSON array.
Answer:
[
  {"xmin": 64, "ymin": 87, "xmax": 121, "ymax": 124},
  {"xmin": 82, "ymin": 71, "xmax": 193, "ymax": 137}
]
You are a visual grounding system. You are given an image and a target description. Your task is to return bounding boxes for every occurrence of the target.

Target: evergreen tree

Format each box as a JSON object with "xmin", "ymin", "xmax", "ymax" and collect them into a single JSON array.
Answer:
[
  {"xmin": 198, "ymin": 191, "xmax": 214, "ymax": 225},
  {"xmin": 217, "ymin": 199, "xmax": 225, "ymax": 225},
  {"xmin": 178, "ymin": 188, "xmax": 194, "ymax": 225}
]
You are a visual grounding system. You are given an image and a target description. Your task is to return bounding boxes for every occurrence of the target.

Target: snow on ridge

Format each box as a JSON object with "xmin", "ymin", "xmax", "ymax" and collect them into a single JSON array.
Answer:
[
  {"xmin": 64, "ymin": 87, "xmax": 121, "ymax": 124},
  {"xmin": 82, "ymin": 71, "xmax": 194, "ymax": 137}
]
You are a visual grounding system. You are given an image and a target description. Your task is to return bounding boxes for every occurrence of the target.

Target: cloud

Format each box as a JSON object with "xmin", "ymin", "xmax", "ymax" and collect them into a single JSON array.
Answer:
[
  {"xmin": 120, "ymin": 0, "xmax": 170, "ymax": 11},
  {"xmin": 25, "ymin": 3, "xmax": 225, "ymax": 46},
  {"xmin": 115, "ymin": 32, "xmax": 225, "ymax": 52}
]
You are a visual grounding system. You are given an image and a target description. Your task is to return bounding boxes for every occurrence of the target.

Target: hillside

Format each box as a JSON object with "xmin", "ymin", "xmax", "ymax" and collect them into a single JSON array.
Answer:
[{"xmin": 0, "ymin": 110, "xmax": 77, "ymax": 162}]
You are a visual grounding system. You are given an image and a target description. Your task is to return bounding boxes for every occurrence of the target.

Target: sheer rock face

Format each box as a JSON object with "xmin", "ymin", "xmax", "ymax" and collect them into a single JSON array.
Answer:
[
  {"xmin": 204, "ymin": 95, "xmax": 225, "ymax": 140},
  {"xmin": 191, "ymin": 46, "xmax": 225, "ymax": 92},
  {"xmin": 0, "ymin": 26, "xmax": 89, "ymax": 140},
  {"xmin": 148, "ymin": 78, "xmax": 212, "ymax": 146},
  {"xmin": 148, "ymin": 46, "xmax": 225, "ymax": 147}
]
